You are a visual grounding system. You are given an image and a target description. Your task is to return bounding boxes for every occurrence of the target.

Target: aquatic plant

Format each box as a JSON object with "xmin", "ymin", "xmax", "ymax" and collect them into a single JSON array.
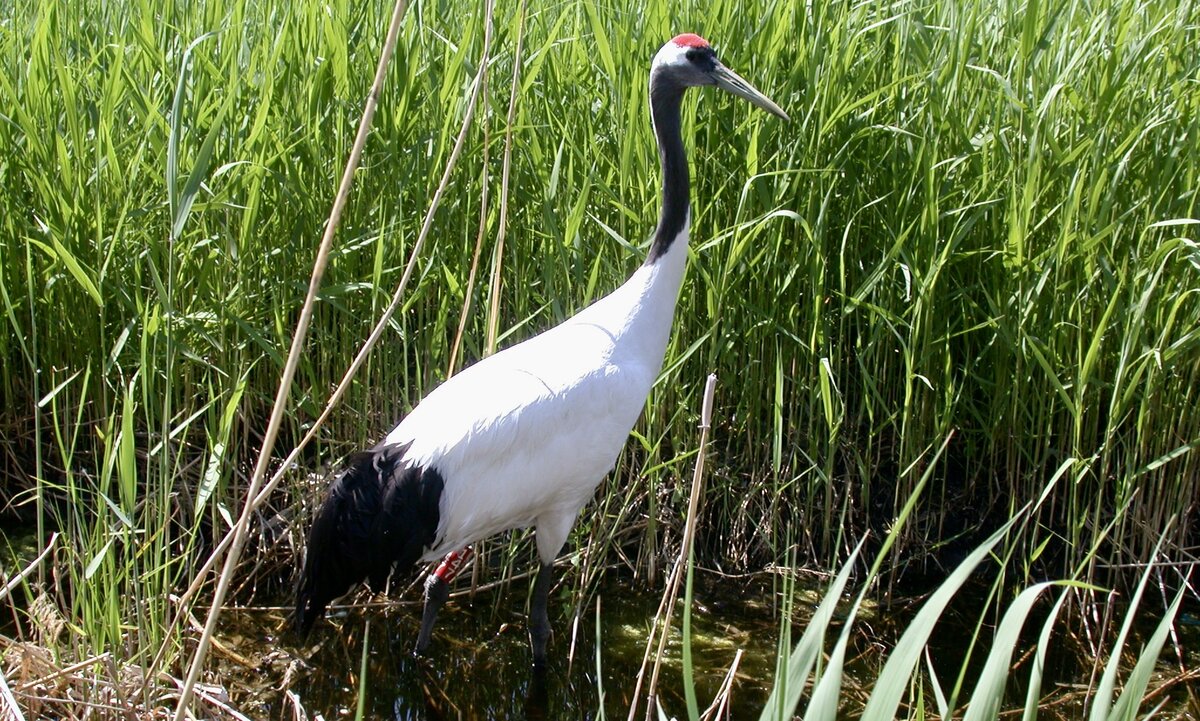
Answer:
[{"xmin": 0, "ymin": 0, "xmax": 1196, "ymax": 716}]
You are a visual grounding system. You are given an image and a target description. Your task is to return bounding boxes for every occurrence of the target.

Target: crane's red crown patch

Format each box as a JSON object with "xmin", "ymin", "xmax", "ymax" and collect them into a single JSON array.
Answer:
[{"xmin": 671, "ymin": 33, "xmax": 710, "ymax": 49}]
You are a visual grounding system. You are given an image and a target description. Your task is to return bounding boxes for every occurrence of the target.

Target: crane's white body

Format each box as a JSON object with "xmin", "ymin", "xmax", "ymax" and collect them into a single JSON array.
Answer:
[
  {"xmin": 296, "ymin": 35, "xmax": 786, "ymax": 655},
  {"xmin": 385, "ymin": 217, "xmax": 690, "ymax": 564}
]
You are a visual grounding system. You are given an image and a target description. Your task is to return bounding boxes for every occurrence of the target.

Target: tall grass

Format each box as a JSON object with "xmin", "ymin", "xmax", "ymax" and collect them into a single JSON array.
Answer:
[{"xmin": 0, "ymin": 0, "xmax": 1197, "ymax": 714}]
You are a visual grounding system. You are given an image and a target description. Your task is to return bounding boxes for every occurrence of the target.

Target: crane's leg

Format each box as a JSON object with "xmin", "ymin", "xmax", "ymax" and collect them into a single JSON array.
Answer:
[
  {"xmin": 529, "ymin": 561, "xmax": 554, "ymax": 668},
  {"xmin": 530, "ymin": 511, "xmax": 575, "ymax": 667},
  {"xmin": 415, "ymin": 574, "xmax": 448, "ymax": 653},
  {"xmin": 415, "ymin": 548, "xmax": 472, "ymax": 655}
]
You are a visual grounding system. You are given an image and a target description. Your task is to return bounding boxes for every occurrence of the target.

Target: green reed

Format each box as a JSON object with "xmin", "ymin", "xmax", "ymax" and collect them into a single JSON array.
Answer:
[{"xmin": 0, "ymin": 0, "xmax": 1196, "ymax": 713}]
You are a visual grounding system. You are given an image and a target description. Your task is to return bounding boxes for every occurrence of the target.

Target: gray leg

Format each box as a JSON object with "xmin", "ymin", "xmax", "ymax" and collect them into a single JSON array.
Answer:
[
  {"xmin": 415, "ymin": 574, "xmax": 449, "ymax": 654},
  {"xmin": 529, "ymin": 562, "xmax": 554, "ymax": 668}
]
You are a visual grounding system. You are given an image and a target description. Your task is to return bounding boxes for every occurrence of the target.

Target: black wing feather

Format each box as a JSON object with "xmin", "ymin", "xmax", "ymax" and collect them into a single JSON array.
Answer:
[{"xmin": 294, "ymin": 442, "xmax": 444, "ymax": 633}]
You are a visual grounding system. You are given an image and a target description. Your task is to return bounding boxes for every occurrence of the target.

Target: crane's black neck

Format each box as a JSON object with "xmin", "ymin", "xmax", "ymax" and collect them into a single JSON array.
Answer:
[{"xmin": 646, "ymin": 76, "xmax": 689, "ymax": 264}]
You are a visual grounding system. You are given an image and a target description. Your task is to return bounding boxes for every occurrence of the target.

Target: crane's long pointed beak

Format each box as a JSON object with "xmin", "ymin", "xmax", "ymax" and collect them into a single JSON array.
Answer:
[{"xmin": 711, "ymin": 63, "xmax": 790, "ymax": 121}]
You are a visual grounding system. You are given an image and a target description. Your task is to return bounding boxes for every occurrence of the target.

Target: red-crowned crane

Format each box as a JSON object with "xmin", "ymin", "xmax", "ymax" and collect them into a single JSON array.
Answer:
[{"xmin": 295, "ymin": 33, "xmax": 788, "ymax": 666}]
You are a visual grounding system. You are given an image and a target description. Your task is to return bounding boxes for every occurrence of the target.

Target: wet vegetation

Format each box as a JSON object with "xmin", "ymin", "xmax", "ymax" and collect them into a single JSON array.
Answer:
[{"xmin": 1, "ymin": 0, "xmax": 1198, "ymax": 718}]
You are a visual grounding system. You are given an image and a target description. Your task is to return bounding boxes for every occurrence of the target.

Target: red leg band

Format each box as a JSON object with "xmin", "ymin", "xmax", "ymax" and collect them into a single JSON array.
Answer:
[{"xmin": 433, "ymin": 547, "xmax": 473, "ymax": 584}]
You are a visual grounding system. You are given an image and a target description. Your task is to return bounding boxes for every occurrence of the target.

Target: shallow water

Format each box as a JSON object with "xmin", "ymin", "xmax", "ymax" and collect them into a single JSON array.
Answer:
[
  {"xmin": 224, "ymin": 571, "xmax": 786, "ymax": 720},
  {"xmin": 218, "ymin": 564, "xmax": 1200, "ymax": 721}
]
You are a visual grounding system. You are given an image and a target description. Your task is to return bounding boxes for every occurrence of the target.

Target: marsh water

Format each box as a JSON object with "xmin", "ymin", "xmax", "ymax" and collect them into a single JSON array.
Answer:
[
  {"xmin": 221, "ymin": 570, "xmax": 789, "ymax": 719},
  {"xmin": 3, "ymin": 522, "xmax": 1193, "ymax": 719},
  {"xmin": 214, "ymin": 562, "xmax": 1199, "ymax": 720}
]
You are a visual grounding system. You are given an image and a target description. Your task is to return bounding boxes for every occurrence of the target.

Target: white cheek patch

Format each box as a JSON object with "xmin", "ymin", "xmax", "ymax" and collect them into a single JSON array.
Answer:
[{"xmin": 652, "ymin": 42, "xmax": 693, "ymax": 72}]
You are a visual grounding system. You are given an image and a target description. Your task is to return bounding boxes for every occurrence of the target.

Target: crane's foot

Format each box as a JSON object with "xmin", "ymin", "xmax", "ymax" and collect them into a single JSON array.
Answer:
[{"xmin": 529, "ymin": 561, "xmax": 554, "ymax": 668}]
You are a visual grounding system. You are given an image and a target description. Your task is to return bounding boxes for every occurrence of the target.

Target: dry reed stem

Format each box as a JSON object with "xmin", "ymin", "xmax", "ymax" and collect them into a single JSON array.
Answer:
[
  {"xmin": 485, "ymin": 0, "xmax": 528, "ymax": 355},
  {"xmin": 700, "ymin": 648, "xmax": 743, "ymax": 721},
  {"xmin": 629, "ymin": 373, "xmax": 718, "ymax": 721},
  {"xmin": 0, "ymin": 533, "xmax": 55, "ymax": 604},
  {"xmin": 158, "ymin": 0, "xmax": 499, "ymax": 696},
  {"xmin": 2, "ymin": 638, "xmax": 190, "ymax": 720},
  {"xmin": 447, "ymin": 46, "xmax": 492, "ymax": 377},
  {"xmin": 0, "ymin": 667, "xmax": 24, "ymax": 721},
  {"xmin": 171, "ymin": 0, "xmax": 411, "ymax": 716}
]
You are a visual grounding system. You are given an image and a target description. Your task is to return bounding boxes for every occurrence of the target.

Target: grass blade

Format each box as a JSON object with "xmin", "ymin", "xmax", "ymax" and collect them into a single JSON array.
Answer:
[{"xmin": 860, "ymin": 514, "xmax": 1023, "ymax": 720}]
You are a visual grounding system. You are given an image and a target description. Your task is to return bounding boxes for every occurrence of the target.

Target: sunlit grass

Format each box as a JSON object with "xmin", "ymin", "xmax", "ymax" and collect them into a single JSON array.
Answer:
[{"xmin": 0, "ymin": 0, "xmax": 1197, "ymax": 716}]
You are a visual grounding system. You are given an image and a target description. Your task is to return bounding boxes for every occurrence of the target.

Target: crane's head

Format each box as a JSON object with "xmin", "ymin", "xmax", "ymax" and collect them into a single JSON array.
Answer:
[{"xmin": 651, "ymin": 34, "xmax": 789, "ymax": 121}]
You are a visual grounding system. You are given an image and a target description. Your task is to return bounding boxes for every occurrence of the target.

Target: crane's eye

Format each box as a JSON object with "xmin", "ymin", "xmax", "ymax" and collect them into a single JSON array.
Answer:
[{"xmin": 685, "ymin": 47, "xmax": 716, "ymax": 70}]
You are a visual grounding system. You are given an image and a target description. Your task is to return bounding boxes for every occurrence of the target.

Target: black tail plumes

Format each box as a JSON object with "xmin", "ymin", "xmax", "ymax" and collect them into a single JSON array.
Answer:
[{"xmin": 294, "ymin": 442, "xmax": 444, "ymax": 633}]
